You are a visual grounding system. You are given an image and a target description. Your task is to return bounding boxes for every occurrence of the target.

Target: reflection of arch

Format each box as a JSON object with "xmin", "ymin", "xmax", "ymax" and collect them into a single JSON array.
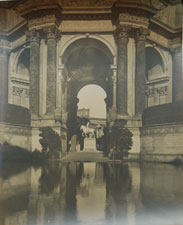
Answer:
[{"xmin": 146, "ymin": 46, "xmax": 164, "ymax": 81}]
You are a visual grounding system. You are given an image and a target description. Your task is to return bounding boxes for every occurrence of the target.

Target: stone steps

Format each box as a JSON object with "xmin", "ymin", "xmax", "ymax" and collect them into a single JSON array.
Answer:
[{"xmin": 61, "ymin": 151, "xmax": 108, "ymax": 162}]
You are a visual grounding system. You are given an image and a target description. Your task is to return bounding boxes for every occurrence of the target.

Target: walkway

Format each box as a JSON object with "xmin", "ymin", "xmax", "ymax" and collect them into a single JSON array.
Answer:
[{"xmin": 61, "ymin": 151, "xmax": 109, "ymax": 162}]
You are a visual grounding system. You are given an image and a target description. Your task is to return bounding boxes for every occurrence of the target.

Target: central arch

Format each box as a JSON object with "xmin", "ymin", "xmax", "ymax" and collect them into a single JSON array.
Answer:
[{"xmin": 62, "ymin": 38, "xmax": 114, "ymax": 151}]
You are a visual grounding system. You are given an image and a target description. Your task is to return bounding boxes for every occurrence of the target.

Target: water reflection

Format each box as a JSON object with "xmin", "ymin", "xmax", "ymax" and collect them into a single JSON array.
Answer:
[{"xmin": 0, "ymin": 162, "xmax": 183, "ymax": 225}]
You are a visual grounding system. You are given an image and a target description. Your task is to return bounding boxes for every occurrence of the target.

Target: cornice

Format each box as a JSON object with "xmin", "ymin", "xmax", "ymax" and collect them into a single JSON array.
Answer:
[
  {"xmin": 61, "ymin": 13, "xmax": 111, "ymax": 21},
  {"xmin": 150, "ymin": 18, "xmax": 182, "ymax": 39}
]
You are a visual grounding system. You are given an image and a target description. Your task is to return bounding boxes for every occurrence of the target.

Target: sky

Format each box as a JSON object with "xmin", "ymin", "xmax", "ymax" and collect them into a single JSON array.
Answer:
[{"xmin": 77, "ymin": 84, "xmax": 106, "ymax": 118}]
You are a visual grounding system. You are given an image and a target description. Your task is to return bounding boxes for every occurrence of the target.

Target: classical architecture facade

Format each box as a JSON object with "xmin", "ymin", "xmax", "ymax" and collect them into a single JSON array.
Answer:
[{"xmin": 0, "ymin": 0, "xmax": 182, "ymax": 161}]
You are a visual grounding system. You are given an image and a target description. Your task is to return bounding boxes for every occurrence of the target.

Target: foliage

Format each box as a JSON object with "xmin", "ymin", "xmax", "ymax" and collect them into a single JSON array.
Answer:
[
  {"xmin": 39, "ymin": 127, "xmax": 61, "ymax": 157},
  {"xmin": 0, "ymin": 142, "xmax": 46, "ymax": 163},
  {"xmin": 109, "ymin": 119, "xmax": 133, "ymax": 160}
]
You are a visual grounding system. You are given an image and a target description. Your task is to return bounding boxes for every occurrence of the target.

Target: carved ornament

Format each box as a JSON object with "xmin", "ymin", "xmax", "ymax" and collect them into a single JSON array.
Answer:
[
  {"xmin": 26, "ymin": 30, "xmax": 40, "ymax": 43},
  {"xmin": 119, "ymin": 13, "xmax": 149, "ymax": 28},
  {"xmin": 28, "ymin": 15, "xmax": 60, "ymax": 31},
  {"xmin": 136, "ymin": 28, "xmax": 150, "ymax": 41},
  {"xmin": 169, "ymin": 37, "xmax": 182, "ymax": 54},
  {"xmin": 145, "ymin": 88, "xmax": 156, "ymax": 97},
  {"xmin": 61, "ymin": 0, "xmax": 114, "ymax": 7},
  {"xmin": 115, "ymin": 25, "xmax": 131, "ymax": 39},
  {"xmin": 157, "ymin": 86, "xmax": 168, "ymax": 95},
  {"xmin": 0, "ymin": 39, "xmax": 10, "ymax": 48},
  {"xmin": 0, "ymin": 48, "xmax": 10, "ymax": 56},
  {"xmin": 12, "ymin": 86, "xmax": 29, "ymax": 97},
  {"xmin": 146, "ymin": 86, "xmax": 168, "ymax": 97},
  {"xmin": 44, "ymin": 26, "xmax": 61, "ymax": 41}
]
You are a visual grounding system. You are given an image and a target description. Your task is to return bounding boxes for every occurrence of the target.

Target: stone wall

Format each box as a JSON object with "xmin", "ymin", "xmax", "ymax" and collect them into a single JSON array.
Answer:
[
  {"xmin": 140, "ymin": 123, "xmax": 183, "ymax": 162},
  {"xmin": 0, "ymin": 122, "xmax": 32, "ymax": 150}
]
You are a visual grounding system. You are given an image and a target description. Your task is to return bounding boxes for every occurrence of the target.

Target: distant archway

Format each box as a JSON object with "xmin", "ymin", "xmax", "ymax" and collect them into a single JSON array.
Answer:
[
  {"xmin": 62, "ymin": 38, "xmax": 113, "ymax": 150},
  {"xmin": 77, "ymin": 84, "xmax": 107, "ymax": 119}
]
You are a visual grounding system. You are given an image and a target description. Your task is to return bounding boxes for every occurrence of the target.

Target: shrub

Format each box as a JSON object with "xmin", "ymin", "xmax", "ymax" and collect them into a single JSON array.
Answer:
[
  {"xmin": 39, "ymin": 127, "xmax": 61, "ymax": 158},
  {"xmin": 109, "ymin": 119, "xmax": 133, "ymax": 160}
]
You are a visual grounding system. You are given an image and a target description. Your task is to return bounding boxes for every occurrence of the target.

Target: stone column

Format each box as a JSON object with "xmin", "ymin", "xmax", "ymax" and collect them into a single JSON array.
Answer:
[
  {"xmin": 111, "ymin": 66, "xmax": 117, "ymax": 109},
  {"xmin": 135, "ymin": 28, "xmax": 150, "ymax": 116},
  {"xmin": 0, "ymin": 39, "xmax": 10, "ymax": 108},
  {"xmin": 45, "ymin": 27, "xmax": 60, "ymax": 115},
  {"xmin": 172, "ymin": 46, "xmax": 183, "ymax": 102},
  {"xmin": 116, "ymin": 25, "xmax": 129, "ymax": 115},
  {"xmin": 27, "ymin": 30, "xmax": 41, "ymax": 116}
]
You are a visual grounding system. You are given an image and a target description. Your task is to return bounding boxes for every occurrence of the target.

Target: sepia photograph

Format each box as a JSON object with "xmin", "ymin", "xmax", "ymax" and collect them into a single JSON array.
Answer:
[{"xmin": 0, "ymin": 0, "xmax": 183, "ymax": 224}]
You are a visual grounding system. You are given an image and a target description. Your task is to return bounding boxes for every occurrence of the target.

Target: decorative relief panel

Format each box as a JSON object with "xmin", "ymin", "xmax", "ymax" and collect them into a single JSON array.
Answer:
[
  {"xmin": 12, "ymin": 86, "xmax": 29, "ymax": 98},
  {"xmin": 145, "ymin": 86, "xmax": 168, "ymax": 97},
  {"xmin": 146, "ymin": 86, "xmax": 168, "ymax": 107}
]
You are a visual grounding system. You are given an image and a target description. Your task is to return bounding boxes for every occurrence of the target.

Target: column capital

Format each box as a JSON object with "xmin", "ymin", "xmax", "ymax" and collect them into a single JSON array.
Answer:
[
  {"xmin": 44, "ymin": 26, "xmax": 61, "ymax": 41},
  {"xmin": 0, "ymin": 47, "xmax": 10, "ymax": 56},
  {"xmin": 26, "ymin": 30, "xmax": 41, "ymax": 43},
  {"xmin": 0, "ymin": 38, "xmax": 10, "ymax": 56},
  {"xmin": 115, "ymin": 25, "xmax": 131, "ymax": 40},
  {"xmin": 136, "ymin": 28, "xmax": 150, "ymax": 41}
]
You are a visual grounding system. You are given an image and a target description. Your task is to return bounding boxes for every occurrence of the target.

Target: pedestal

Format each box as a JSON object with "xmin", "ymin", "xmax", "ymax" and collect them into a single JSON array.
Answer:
[{"xmin": 84, "ymin": 138, "xmax": 97, "ymax": 152}]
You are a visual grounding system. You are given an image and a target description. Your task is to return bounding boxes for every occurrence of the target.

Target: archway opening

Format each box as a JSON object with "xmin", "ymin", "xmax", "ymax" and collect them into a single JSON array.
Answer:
[
  {"xmin": 77, "ymin": 84, "xmax": 107, "ymax": 119},
  {"xmin": 63, "ymin": 38, "xmax": 113, "ymax": 152}
]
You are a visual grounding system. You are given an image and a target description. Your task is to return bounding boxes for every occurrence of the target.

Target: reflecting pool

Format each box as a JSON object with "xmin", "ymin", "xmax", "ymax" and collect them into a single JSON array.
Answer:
[{"xmin": 0, "ymin": 162, "xmax": 183, "ymax": 225}]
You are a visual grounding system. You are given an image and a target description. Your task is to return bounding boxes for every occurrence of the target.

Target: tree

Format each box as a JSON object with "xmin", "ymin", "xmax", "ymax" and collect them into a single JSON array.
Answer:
[
  {"xmin": 39, "ymin": 127, "xmax": 61, "ymax": 158},
  {"xmin": 109, "ymin": 119, "xmax": 133, "ymax": 160}
]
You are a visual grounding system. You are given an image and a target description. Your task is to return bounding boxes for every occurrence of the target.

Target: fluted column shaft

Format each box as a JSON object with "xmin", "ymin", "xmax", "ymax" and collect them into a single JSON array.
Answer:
[
  {"xmin": 45, "ymin": 27, "xmax": 60, "ymax": 114},
  {"xmin": 116, "ymin": 26, "xmax": 129, "ymax": 115},
  {"xmin": 135, "ymin": 28, "xmax": 149, "ymax": 115},
  {"xmin": 28, "ymin": 31, "xmax": 40, "ymax": 116},
  {"xmin": 172, "ymin": 47, "xmax": 183, "ymax": 102},
  {"xmin": 111, "ymin": 66, "xmax": 117, "ymax": 108},
  {"xmin": 0, "ymin": 43, "xmax": 10, "ymax": 106},
  {"xmin": 0, "ymin": 39, "xmax": 10, "ymax": 121}
]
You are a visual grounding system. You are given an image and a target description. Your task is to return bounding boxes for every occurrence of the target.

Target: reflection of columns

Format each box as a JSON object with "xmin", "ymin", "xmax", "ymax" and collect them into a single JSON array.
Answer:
[
  {"xmin": 45, "ymin": 27, "xmax": 60, "ymax": 114},
  {"xmin": 111, "ymin": 66, "xmax": 117, "ymax": 108},
  {"xmin": 0, "ymin": 39, "xmax": 10, "ymax": 108},
  {"xmin": 58, "ymin": 65, "xmax": 66, "ymax": 111},
  {"xmin": 116, "ymin": 25, "xmax": 129, "ymax": 115},
  {"xmin": 172, "ymin": 46, "xmax": 183, "ymax": 102},
  {"xmin": 135, "ymin": 28, "xmax": 150, "ymax": 116},
  {"xmin": 27, "ymin": 30, "xmax": 41, "ymax": 116}
]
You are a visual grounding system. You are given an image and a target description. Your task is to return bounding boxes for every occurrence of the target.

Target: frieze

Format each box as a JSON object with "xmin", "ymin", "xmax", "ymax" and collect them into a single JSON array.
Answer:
[
  {"xmin": 145, "ymin": 86, "xmax": 168, "ymax": 97},
  {"xmin": 119, "ymin": 13, "xmax": 149, "ymax": 28},
  {"xmin": 61, "ymin": 0, "xmax": 114, "ymax": 7},
  {"xmin": 28, "ymin": 15, "xmax": 60, "ymax": 30}
]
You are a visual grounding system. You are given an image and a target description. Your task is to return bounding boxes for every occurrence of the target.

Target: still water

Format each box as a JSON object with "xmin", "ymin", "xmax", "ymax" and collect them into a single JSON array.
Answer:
[{"xmin": 0, "ymin": 162, "xmax": 183, "ymax": 225}]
